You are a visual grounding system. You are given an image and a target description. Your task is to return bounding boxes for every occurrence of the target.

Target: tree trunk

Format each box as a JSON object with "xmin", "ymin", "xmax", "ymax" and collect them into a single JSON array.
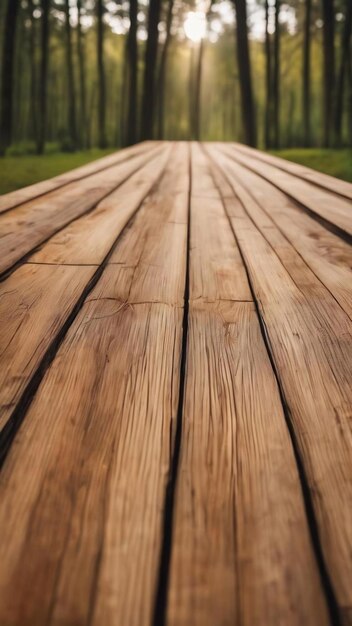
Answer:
[
  {"xmin": 126, "ymin": 0, "xmax": 138, "ymax": 145},
  {"xmin": 348, "ymin": 50, "xmax": 352, "ymax": 147},
  {"xmin": 48, "ymin": 68, "xmax": 58, "ymax": 140},
  {"xmin": 286, "ymin": 90, "xmax": 295, "ymax": 146},
  {"xmin": 156, "ymin": 0, "xmax": 174, "ymax": 139},
  {"xmin": 194, "ymin": 38, "xmax": 204, "ymax": 141},
  {"xmin": 232, "ymin": 0, "xmax": 256, "ymax": 146},
  {"xmin": 87, "ymin": 83, "xmax": 97, "ymax": 149},
  {"xmin": 141, "ymin": 0, "xmax": 162, "ymax": 140},
  {"xmin": 302, "ymin": 0, "xmax": 311, "ymax": 146},
  {"xmin": 77, "ymin": 0, "xmax": 87, "ymax": 148},
  {"xmin": 273, "ymin": 0, "xmax": 280, "ymax": 148},
  {"xmin": 0, "ymin": 0, "xmax": 20, "ymax": 155},
  {"xmin": 334, "ymin": 0, "xmax": 352, "ymax": 145},
  {"xmin": 120, "ymin": 38, "xmax": 129, "ymax": 145},
  {"xmin": 64, "ymin": 0, "xmax": 77, "ymax": 148},
  {"xmin": 28, "ymin": 0, "xmax": 38, "ymax": 142},
  {"xmin": 321, "ymin": 0, "xmax": 335, "ymax": 146},
  {"xmin": 231, "ymin": 75, "xmax": 237, "ymax": 139},
  {"xmin": 264, "ymin": 0, "xmax": 272, "ymax": 148},
  {"xmin": 37, "ymin": 0, "xmax": 50, "ymax": 154},
  {"xmin": 97, "ymin": 0, "xmax": 107, "ymax": 148},
  {"xmin": 14, "ymin": 4, "xmax": 25, "ymax": 144},
  {"xmin": 193, "ymin": 1, "xmax": 214, "ymax": 141},
  {"xmin": 188, "ymin": 44, "xmax": 196, "ymax": 139}
]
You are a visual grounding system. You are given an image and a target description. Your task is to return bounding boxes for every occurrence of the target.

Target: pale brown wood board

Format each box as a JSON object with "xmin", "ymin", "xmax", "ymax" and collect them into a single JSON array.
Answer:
[{"xmin": 0, "ymin": 141, "xmax": 351, "ymax": 626}]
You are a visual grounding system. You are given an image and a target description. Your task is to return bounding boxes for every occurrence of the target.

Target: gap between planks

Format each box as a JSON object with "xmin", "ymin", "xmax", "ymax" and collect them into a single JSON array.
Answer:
[
  {"xmin": 204, "ymin": 144, "xmax": 351, "ymax": 626},
  {"xmin": 204, "ymin": 147, "xmax": 339, "ymax": 625},
  {"xmin": 208, "ymin": 145, "xmax": 352, "ymax": 321},
  {"xmin": 214, "ymin": 142, "xmax": 352, "ymax": 242},
  {"xmin": 0, "ymin": 141, "xmax": 350, "ymax": 624},
  {"xmin": 0, "ymin": 143, "xmax": 166, "ymax": 280},
  {"xmin": 0, "ymin": 143, "xmax": 190, "ymax": 626},
  {"xmin": 231, "ymin": 142, "xmax": 352, "ymax": 201},
  {"xmin": 0, "ymin": 145, "xmax": 173, "ymax": 457},
  {"xmin": 0, "ymin": 141, "xmax": 159, "ymax": 215}
]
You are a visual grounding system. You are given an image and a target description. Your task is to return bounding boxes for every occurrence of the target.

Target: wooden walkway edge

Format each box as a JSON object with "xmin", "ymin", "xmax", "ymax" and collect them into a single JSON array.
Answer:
[{"xmin": 0, "ymin": 141, "xmax": 351, "ymax": 626}]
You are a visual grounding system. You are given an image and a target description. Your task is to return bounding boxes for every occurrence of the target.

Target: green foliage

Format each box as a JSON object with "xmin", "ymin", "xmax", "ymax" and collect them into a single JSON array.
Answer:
[
  {"xmin": 269, "ymin": 148, "xmax": 352, "ymax": 182},
  {"xmin": 0, "ymin": 0, "xmax": 351, "ymax": 151},
  {"xmin": 0, "ymin": 149, "xmax": 115, "ymax": 195}
]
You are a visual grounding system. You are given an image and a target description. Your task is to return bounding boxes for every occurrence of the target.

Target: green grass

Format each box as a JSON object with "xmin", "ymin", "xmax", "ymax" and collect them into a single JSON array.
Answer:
[
  {"xmin": 269, "ymin": 148, "xmax": 352, "ymax": 183},
  {"xmin": 1, "ymin": 146, "xmax": 351, "ymax": 196},
  {"xmin": 0, "ymin": 149, "xmax": 115, "ymax": 195}
]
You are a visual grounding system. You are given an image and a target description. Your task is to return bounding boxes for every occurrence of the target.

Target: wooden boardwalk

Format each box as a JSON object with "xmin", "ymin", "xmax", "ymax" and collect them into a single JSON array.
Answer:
[{"xmin": 0, "ymin": 141, "xmax": 351, "ymax": 626}]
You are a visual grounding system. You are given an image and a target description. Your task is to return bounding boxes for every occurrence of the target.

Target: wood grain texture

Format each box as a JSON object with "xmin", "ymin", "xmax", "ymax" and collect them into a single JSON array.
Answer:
[
  {"xmin": 0, "ymin": 141, "xmax": 351, "ymax": 626},
  {"xmin": 210, "ymin": 148, "xmax": 352, "ymax": 625},
  {"xmin": 0, "ymin": 147, "xmax": 170, "ymax": 434},
  {"xmin": 232, "ymin": 141, "xmax": 352, "ymax": 200},
  {"xmin": 210, "ymin": 146, "xmax": 352, "ymax": 319},
  {"xmin": 0, "ymin": 143, "xmax": 163, "ymax": 275},
  {"xmin": 0, "ymin": 141, "xmax": 156, "ymax": 214},
  {"xmin": 31, "ymin": 145, "xmax": 171, "ymax": 264},
  {"xmin": 0, "ymin": 263, "xmax": 95, "ymax": 431},
  {"xmin": 166, "ymin": 144, "xmax": 329, "ymax": 626},
  {"xmin": 217, "ymin": 143, "xmax": 352, "ymax": 236},
  {"xmin": 0, "ymin": 143, "xmax": 189, "ymax": 626}
]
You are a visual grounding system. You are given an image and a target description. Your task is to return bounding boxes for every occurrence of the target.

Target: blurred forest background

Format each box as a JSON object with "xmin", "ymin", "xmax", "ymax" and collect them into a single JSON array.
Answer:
[{"xmin": 0, "ymin": 0, "xmax": 351, "ymax": 191}]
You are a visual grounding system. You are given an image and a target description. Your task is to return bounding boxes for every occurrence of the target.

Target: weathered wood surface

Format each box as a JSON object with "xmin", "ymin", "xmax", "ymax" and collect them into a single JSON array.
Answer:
[
  {"xmin": 232, "ymin": 142, "xmax": 352, "ymax": 201},
  {"xmin": 0, "ymin": 142, "xmax": 164, "ymax": 276},
  {"xmin": 0, "ymin": 141, "xmax": 351, "ymax": 626},
  {"xmin": 217, "ymin": 142, "xmax": 352, "ymax": 236},
  {"xmin": 209, "ymin": 146, "xmax": 352, "ymax": 319},
  {"xmin": 167, "ymin": 144, "xmax": 329, "ymax": 626},
  {"xmin": 206, "ymin": 144, "xmax": 352, "ymax": 625},
  {"xmin": 0, "ymin": 146, "xmax": 171, "ymax": 434},
  {"xmin": 0, "ymin": 141, "xmax": 155, "ymax": 214}
]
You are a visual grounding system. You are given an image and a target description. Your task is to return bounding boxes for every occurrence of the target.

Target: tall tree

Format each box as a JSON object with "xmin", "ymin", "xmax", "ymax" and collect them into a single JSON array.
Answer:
[
  {"xmin": 64, "ymin": 0, "xmax": 77, "ymax": 148},
  {"xmin": 334, "ymin": 0, "xmax": 352, "ymax": 144},
  {"xmin": 194, "ymin": 37, "xmax": 204, "ymax": 141},
  {"xmin": 37, "ymin": 0, "xmax": 50, "ymax": 154},
  {"xmin": 28, "ymin": 0, "xmax": 38, "ymax": 141},
  {"xmin": 232, "ymin": 0, "xmax": 257, "ymax": 146},
  {"xmin": 0, "ymin": 0, "xmax": 20, "ymax": 155},
  {"xmin": 97, "ymin": 0, "xmax": 107, "ymax": 147},
  {"xmin": 264, "ymin": 0, "xmax": 272, "ymax": 148},
  {"xmin": 141, "ymin": 0, "xmax": 162, "ymax": 139},
  {"xmin": 77, "ymin": 0, "xmax": 87, "ymax": 148},
  {"xmin": 13, "ymin": 3, "xmax": 26, "ymax": 143},
  {"xmin": 348, "ymin": 46, "xmax": 352, "ymax": 146},
  {"xmin": 272, "ymin": 0, "xmax": 280, "ymax": 148},
  {"xmin": 126, "ymin": 0, "xmax": 138, "ymax": 145},
  {"xmin": 321, "ymin": 0, "xmax": 335, "ymax": 146},
  {"xmin": 120, "ymin": 37, "xmax": 129, "ymax": 144},
  {"xmin": 188, "ymin": 44, "xmax": 196, "ymax": 138},
  {"xmin": 193, "ymin": 1, "xmax": 214, "ymax": 141},
  {"xmin": 286, "ymin": 89, "xmax": 295, "ymax": 146},
  {"xmin": 156, "ymin": 0, "xmax": 174, "ymax": 139},
  {"xmin": 302, "ymin": 0, "xmax": 312, "ymax": 146}
]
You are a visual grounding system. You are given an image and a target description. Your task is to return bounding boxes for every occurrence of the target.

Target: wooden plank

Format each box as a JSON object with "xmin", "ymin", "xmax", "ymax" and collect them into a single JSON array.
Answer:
[
  {"xmin": 216, "ymin": 143, "xmax": 352, "ymax": 236},
  {"xmin": 209, "ymin": 146, "xmax": 352, "ymax": 625},
  {"xmin": 166, "ymin": 144, "xmax": 329, "ymax": 625},
  {"xmin": 0, "ymin": 148, "xmax": 170, "ymax": 433},
  {"xmin": 210, "ymin": 146, "xmax": 352, "ymax": 319},
  {"xmin": 0, "ymin": 141, "xmax": 156, "ymax": 214},
  {"xmin": 31, "ymin": 145, "xmax": 171, "ymax": 264},
  {"xmin": 0, "ymin": 143, "xmax": 189, "ymax": 626},
  {"xmin": 0, "ymin": 264, "xmax": 95, "ymax": 431},
  {"xmin": 0, "ymin": 143, "xmax": 164, "ymax": 276},
  {"xmin": 232, "ymin": 142, "xmax": 352, "ymax": 201}
]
